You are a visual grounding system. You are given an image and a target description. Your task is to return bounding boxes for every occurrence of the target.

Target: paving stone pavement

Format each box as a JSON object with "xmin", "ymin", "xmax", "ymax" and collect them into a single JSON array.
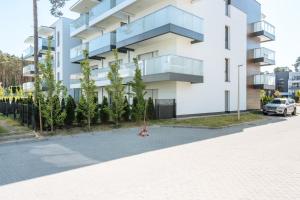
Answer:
[{"xmin": 0, "ymin": 115, "xmax": 299, "ymax": 199}]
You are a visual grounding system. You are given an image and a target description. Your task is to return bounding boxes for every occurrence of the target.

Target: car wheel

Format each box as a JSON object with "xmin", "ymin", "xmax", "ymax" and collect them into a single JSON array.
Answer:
[
  {"xmin": 263, "ymin": 112, "xmax": 268, "ymax": 116},
  {"xmin": 292, "ymin": 108, "xmax": 297, "ymax": 116},
  {"xmin": 283, "ymin": 109, "xmax": 287, "ymax": 117}
]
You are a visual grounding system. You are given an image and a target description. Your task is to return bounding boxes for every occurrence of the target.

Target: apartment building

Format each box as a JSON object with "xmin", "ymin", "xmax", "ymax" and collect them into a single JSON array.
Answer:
[
  {"xmin": 275, "ymin": 71, "xmax": 300, "ymax": 97},
  {"xmin": 22, "ymin": 18, "xmax": 81, "ymax": 95},
  {"xmin": 68, "ymin": 0, "xmax": 275, "ymax": 117}
]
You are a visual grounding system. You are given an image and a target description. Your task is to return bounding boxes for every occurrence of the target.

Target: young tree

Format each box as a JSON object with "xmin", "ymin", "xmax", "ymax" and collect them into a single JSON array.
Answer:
[
  {"xmin": 122, "ymin": 96, "xmax": 131, "ymax": 122},
  {"xmin": 130, "ymin": 58, "xmax": 146, "ymax": 123},
  {"xmin": 65, "ymin": 95, "xmax": 76, "ymax": 126},
  {"xmin": 147, "ymin": 97, "xmax": 156, "ymax": 120},
  {"xmin": 39, "ymin": 38, "xmax": 66, "ymax": 132},
  {"xmin": 80, "ymin": 50, "xmax": 97, "ymax": 130},
  {"xmin": 100, "ymin": 96, "xmax": 110, "ymax": 123},
  {"xmin": 105, "ymin": 50, "xmax": 126, "ymax": 127},
  {"xmin": 32, "ymin": 0, "xmax": 69, "ymax": 133}
]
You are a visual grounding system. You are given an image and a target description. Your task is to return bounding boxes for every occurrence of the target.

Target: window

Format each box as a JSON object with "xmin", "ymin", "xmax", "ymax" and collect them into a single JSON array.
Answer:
[
  {"xmin": 57, "ymin": 31, "xmax": 60, "ymax": 47},
  {"xmin": 225, "ymin": 0, "xmax": 231, "ymax": 17},
  {"xmin": 57, "ymin": 72, "xmax": 60, "ymax": 81},
  {"xmin": 57, "ymin": 52, "xmax": 60, "ymax": 67},
  {"xmin": 225, "ymin": 26, "xmax": 230, "ymax": 49},
  {"xmin": 225, "ymin": 58, "xmax": 230, "ymax": 82},
  {"xmin": 225, "ymin": 90, "xmax": 230, "ymax": 113}
]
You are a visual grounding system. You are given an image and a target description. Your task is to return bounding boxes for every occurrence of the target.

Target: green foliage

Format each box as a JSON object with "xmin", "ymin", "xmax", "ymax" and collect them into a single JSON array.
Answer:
[
  {"xmin": 49, "ymin": 0, "xmax": 70, "ymax": 17},
  {"xmin": 65, "ymin": 95, "xmax": 76, "ymax": 126},
  {"xmin": 131, "ymin": 97, "xmax": 138, "ymax": 121},
  {"xmin": 130, "ymin": 58, "xmax": 146, "ymax": 122},
  {"xmin": 147, "ymin": 97, "xmax": 156, "ymax": 120},
  {"xmin": 261, "ymin": 95, "xmax": 274, "ymax": 105},
  {"xmin": 122, "ymin": 96, "xmax": 131, "ymax": 121},
  {"xmin": 274, "ymin": 90, "xmax": 281, "ymax": 98},
  {"xmin": 38, "ymin": 37, "xmax": 67, "ymax": 132},
  {"xmin": 76, "ymin": 96, "xmax": 87, "ymax": 125},
  {"xmin": 92, "ymin": 96, "xmax": 100, "ymax": 124},
  {"xmin": 100, "ymin": 96, "xmax": 110, "ymax": 123},
  {"xmin": 105, "ymin": 49, "xmax": 126, "ymax": 127},
  {"xmin": 295, "ymin": 90, "xmax": 300, "ymax": 103},
  {"xmin": 80, "ymin": 50, "xmax": 97, "ymax": 130}
]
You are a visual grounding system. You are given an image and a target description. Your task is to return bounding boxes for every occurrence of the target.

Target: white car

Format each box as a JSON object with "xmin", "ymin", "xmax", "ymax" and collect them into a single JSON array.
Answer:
[{"xmin": 263, "ymin": 98, "xmax": 297, "ymax": 117}]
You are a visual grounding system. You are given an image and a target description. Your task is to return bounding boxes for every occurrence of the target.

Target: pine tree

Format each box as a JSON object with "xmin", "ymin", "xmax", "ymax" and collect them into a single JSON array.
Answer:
[
  {"xmin": 130, "ymin": 58, "xmax": 146, "ymax": 123},
  {"xmin": 122, "ymin": 96, "xmax": 131, "ymax": 121},
  {"xmin": 147, "ymin": 97, "xmax": 156, "ymax": 120},
  {"xmin": 100, "ymin": 96, "xmax": 110, "ymax": 123},
  {"xmin": 80, "ymin": 50, "xmax": 97, "ymax": 130},
  {"xmin": 105, "ymin": 49, "xmax": 125, "ymax": 127},
  {"xmin": 65, "ymin": 95, "xmax": 76, "ymax": 126}
]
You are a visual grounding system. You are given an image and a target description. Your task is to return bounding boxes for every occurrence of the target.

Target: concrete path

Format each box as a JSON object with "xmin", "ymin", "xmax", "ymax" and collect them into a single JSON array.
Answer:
[{"xmin": 0, "ymin": 115, "xmax": 299, "ymax": 199}]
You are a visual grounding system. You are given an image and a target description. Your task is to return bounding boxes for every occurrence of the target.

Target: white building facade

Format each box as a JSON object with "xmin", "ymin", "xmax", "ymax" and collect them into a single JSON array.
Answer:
[
  {"xmin": 22, "ymin": 18, "xmax": 81, "ymax": 95},
  {"xmin": 68, "ymin": 0, "xmax": 275, "ymax": 117}
]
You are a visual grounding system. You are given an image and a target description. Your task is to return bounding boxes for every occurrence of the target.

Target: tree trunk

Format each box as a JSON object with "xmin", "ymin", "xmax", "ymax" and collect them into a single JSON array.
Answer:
[{"xmin": 33, "ymin": 0, "xmax": 43, "ymax": 133}]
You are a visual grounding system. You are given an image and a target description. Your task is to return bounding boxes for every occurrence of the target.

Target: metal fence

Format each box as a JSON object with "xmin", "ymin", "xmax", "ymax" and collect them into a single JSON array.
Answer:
[
  {"xmin": 155, "ymin": 99, "xmax": 176, "ymax": 119},
  {"xmin": 0, "ymin": 101, "xmax": 36, "ymax": 130}
]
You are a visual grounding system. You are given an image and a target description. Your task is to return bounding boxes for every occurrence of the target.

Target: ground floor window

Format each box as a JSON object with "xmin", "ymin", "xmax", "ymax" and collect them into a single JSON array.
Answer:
[{"xmin": 225, "ymin": 90, "xmax": 230, "ymax": 113}]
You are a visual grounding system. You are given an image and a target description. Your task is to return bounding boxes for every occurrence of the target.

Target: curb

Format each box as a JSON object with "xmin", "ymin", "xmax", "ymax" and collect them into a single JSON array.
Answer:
[{"xmin": 159, "ymin": 118, "xmax": 271, "ymax": 130}]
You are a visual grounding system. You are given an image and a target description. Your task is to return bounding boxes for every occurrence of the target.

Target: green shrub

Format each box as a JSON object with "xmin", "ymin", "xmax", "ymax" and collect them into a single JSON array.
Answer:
[
  {"xmin": 100, "ymin": 96, "xmax": 110, "ymax": 123},
  {"xmin": 65, "ymin": 95, "xmax": 76, "ymax": 126},
  {"xmin": 76, "ymin": 96, "xmax": 87, "ymax": 125},
  {"xmin": 122, "ymin": 96, "xmax": 131, "ymax": 121},
  {"xmin": 92, "ymin": 96, "xmax": 100, "ymax": 124},
  {"xmin": 147, "ymin": 97, "xmax": 156, "ymax": 120}
]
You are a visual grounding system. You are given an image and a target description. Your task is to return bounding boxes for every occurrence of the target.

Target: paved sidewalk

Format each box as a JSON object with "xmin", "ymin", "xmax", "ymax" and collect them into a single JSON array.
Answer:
[{"xmin": 0, "ymin": 116, "xmax": 299, "ymax": 199}]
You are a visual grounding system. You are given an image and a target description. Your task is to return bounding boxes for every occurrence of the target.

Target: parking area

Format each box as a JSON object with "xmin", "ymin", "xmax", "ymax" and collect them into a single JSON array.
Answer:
[{"xmin": 0, "ymin": 112, "xmax": 299, "ymax": 199}]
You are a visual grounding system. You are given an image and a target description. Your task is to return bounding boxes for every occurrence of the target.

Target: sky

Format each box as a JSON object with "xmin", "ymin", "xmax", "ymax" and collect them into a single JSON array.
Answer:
[{"xmin": 0, "ymin": 0, "xmax": 299, "ymax": 72}]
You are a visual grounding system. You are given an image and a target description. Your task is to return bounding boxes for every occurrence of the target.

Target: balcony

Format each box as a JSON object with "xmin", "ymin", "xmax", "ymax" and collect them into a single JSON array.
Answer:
[
  {"xmin": 23, "ymin": 82, "xmax": 35, "ymax": 93},
  {"xmin": 249, "ymin": 47, "xmax": 275, "ymax": 66},
  {"xmin": 71, "ymin": 55, "xmax": 203, "ymax": 88},
  {"xmin": 23, "ymin": 37, "xmax": 55, "ymax": 60},
  {"xmin": 70, "ymin": 43, "xmax": 89, "ymax": 63},
  {"xmin": 250, "ymin": 74, "xmax": 275, "ymax": 90},
  {"xmin": 70, "ymin": 0, "xmax": 100, "ymax": 13},
  {"xmin": 116, "ymin": 6, "xmax": 204, "ymax": 48},
  {"xmin": 70, "ymin": 14, "xmax": 89, "ymax": 38},
  {"xmin": 249, "ymin": 21, "xmax": 275, "ymax": 42},
  {"xmin": 23, "ymin": 64, "xmax": 35, "ymax": 77},
  {"xmin": 89, "ymin": 0, "xmax": 115, "ymax": 24},
  {"xmin": 89, "ymin": 32, "xmax": 116, "ymax": 59}
]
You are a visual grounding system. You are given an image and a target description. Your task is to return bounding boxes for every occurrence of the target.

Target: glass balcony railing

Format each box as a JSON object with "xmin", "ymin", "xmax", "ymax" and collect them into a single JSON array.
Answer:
[
  {"xmin": 253, "ymin": 47, "xmax": 275, "ymax": 61},
  {"xmin": 23, "ymin": 46, "xmax": 34, "ymax": 58},
  {"xmin": 89, "ymin": 32, "xmax": 116, "ymax": 53},
  {"xmin": 89, "ymin": 0, "xmax": 115, "ymax": 22},
  {"xmin": 23, "ymin": 64, "xmax": 35, "ymax": 75},
  {"xmin": 253, "ymin": 74, "xmax": 275, "ymax": 86},
  {"xmin": 23, "ymin": 82, "xmax": 35, "ymax": 92},
  {"xmin": 98, "ymin": 55, "xmax": 203, "ymax": 81},
  {"xmin": 70, "ymin": 14, "xmax": 89, "ymax": 35},
  {"xmin": 253, "ymin": 21, "xmax": 275, "ymax": 36},
  {"xmin": 39, "ymin": 38, "xmax": 55, "ymax": 50},
  {"xmin": 70, "ymin": 43, "xmax": 89, "ymax": 60},
  {"xmin": 116, "ymin": 5, "xmax": 204, "ymax": 43}
]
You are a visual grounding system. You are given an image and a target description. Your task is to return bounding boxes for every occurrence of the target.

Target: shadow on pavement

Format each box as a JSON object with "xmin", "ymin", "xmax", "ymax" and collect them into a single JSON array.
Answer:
[{"xmin": 0, "ymin": 115, "xmax": 289, "ymax": 186}]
